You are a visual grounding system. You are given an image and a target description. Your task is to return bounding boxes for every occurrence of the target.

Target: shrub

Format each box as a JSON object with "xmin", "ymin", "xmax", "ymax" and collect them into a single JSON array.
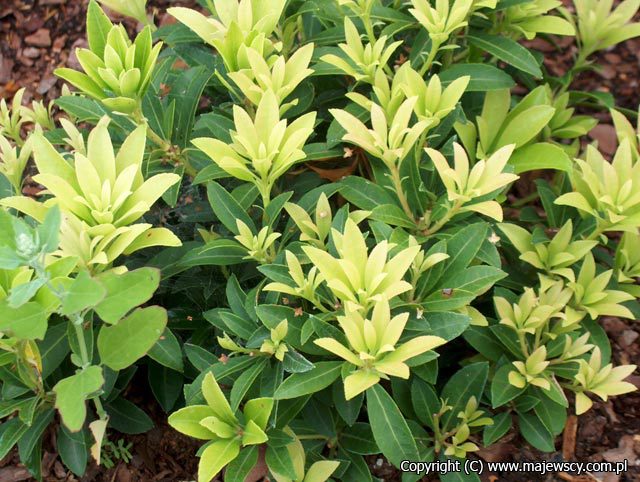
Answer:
[{"xmin": 1, "ymin": 0, "xmax": 639, "ymax": 480}]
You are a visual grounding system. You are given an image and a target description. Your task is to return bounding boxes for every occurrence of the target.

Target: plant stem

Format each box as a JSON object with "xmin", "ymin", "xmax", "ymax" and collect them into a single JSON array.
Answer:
[
  {"xmin": 93, "ymin": 394, "xmax": 108, "ymax": 421},
  {"xmin": 132, "ymin": 105, "xmax": 198, "ymax": 177},
  {"xmin": 313, "ymin": 301, "xmax": 331, "ymax": 313},
  {"xmin": 73, "ymin": 319, "xmax": 90, "ymax": 367},
  {"xmin": 362, "ymin": 5, "xmax": 376, "ymax": 44},
  {"xmin": 414, "ymin": 130, "xmax": 429, "ymax": 163},
  {"xmin": 442, "ymin": 46, "xmax": 455, "ymax": 70},
  {"xmin": 517, "ymin": 331, "xmax": 530, "ymax": 358},
  {"xmin": 452, "ymin": 47, "xmax": 470, "ymax": 63},
  {"xmin": 557, "ymin": 49, "xmax": 592, "ymax": 95},
  {"xmin": 419, "ymin": 39, "xmax": 441, "ymax": 76},
  {"xmin": 259, "ymin": 181, "xmax": 272, "ymax": 217},
  {"xmin": 389, "ymin": 165, "xmax": 415, "ymax": 222},
  {"xmin": 425, "ymin": 200, "xmax": 462, "ymax": 235},
  {"xmin": 146, "ymin": 126, "xmax": 171, "ymax": 151},
  {"xmin": 534, "ymin": 327, "xmax": 543, "ymax": 352},
  {"xmin": 511, "ymin": 191, "xmax": 540, "ymax": 208},
  {"xmin": 132, "ymin": 106, "xmax": 170, "ymax": 151},
  {"xmin": 573, "ymin": 49, "xmax": 591, "ymax": 74}
]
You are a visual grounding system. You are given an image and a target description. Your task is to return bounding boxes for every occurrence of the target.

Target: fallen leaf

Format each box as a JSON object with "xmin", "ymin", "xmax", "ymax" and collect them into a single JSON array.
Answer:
[
  {"xmin": 588, "ymin": 124, "xmax": 617, "ymax": 157},
  {"xmin": 0, "ymin": 467, "xmax": 32, "ymax": 482},
  {"xmin": 307, "ymin": 158, "xmax": 358, "ymax": 182},
  {"xmin": 601, "ymin": 435, "xmax": 636, "ymax": 463},
  {"xmin": 25, "ymin": 28, "xmax": 51, "ymax": 47}
]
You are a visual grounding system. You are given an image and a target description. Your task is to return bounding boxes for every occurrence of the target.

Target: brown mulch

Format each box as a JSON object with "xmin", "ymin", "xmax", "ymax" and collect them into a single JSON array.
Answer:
[{"xmin": 1, "ymin": 1, "xmax": 640, "ymax": 481}]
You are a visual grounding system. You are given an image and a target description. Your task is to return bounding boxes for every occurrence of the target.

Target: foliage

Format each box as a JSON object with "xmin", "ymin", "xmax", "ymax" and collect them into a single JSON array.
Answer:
[{"xmin": 1, "ymin": 0, "xmax": 639, "ymax": 480}]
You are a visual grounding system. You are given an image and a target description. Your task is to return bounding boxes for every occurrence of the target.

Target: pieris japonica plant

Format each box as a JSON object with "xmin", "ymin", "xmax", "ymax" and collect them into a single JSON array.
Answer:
[
  {"xmin": 54, "ymin": 1, "xmax": 161, "ymax": 115},
  {"xmin": 97, "ymin": 0, "xmax": 150, "ymax": 27},
  {"xmin": 1, "ymin": 0, "xmax": 639, "ymax": 480},
  {"xmin": 573, "ymin": 0, "xmax": 640, "ymax": 67}
]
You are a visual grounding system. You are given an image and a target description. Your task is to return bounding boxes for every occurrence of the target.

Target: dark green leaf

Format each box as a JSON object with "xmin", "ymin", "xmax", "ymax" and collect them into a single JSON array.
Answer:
[
  {"xmin": 39, "ymin": 322, "xmax": 70, "ymax": 378},
  {"xmin": 105, "ymin": 398, "xmax": 154, "ymax": 434},
  {"xmin": 422, "ymin": 311, "xmax": 470, "ymax": 341},
  {"xmin": 339, "ymin": 176, "xmax": 396, "ymax": 211},
  {"xmin": 440, "ymin": 362, "xmax": 489, "ymax": 429},
  {"xmin": 274, "ymin": 362, "xmax": 343, "ymax": 399},
  {"xmin": 225, "ymin": 446, "xmax": 259, "ymax": 482},
  {"xmin": 207, "ymin": 181, "xmax": 256, "ymax": 234},
  {"xmin": 339, "ymin": 449, "xmax": 373, "ymax": 482},
  {"xmin": 0, "ymin": 418, "xmax": 28, "ymax": 460},
  {"xmin": 333, "ymin": 383, "xmax": 363, "ymax": 426},
  {"xmin": 230, "ymin": 358, "xmax": 267, "ymax": 411},
  {"xmin": 193, "ymin": 113, "xmax": 234, "ymax": 144},
  {"xmin": 184, "ymin": 344, "xmax": 217, "ymax": 371},
  {"xmin": 57, "ymin": 425, "xmax": 88, "ymax": 476},
  {"xmin": 265, "ymin": 192, "xmax": 293, "ymax": 229},
  {"xmin": 180, "ymin": 239, "xmax": 247, "ymax": 267},
  {"xmin": 518, "ymin": 411, "xmax": 555, "ymax": 452},
  {"xmin": 223, "ymin": 277, "xmax": 247, "ymax": 320},
  {"xmin": 266, "ymin": 445, "xmax": 296, "ymax": 480},
  {"xmin": 468, "ymin": 33, "xmax": 542, "ymax": 77},
  {"xmin": 148, "ymin": 362, "xmax": 183, "ymax": 412},
  {"xmin": 370, "ymin": 205, "xmax": 416, "ymax": 228},
  {"xmin": 463, "ymin": 326, "xmax": 505, "ymax": 361},
  {"xmin": 491, "ymin": 364, "xmax": 525, "ymax": 408},
  {"xmin": 366, "ymin": 384, "xmax": 419, "ymax": 467},
  {"xmin": 443, "ymin": 223, "xmax": 488, "ymax": 274},
  {"xmin": 265, "ymin": 428, "xmax": 295, "ymax": 447},
  {"xmin": 440, "ymin": 464, "xmax": 481, "ymax": 482},
  {"xmin": 282, "ymin": 350, "xmax": 315, "ymax": 373},
  {"xmin": 483, "ymin": 411, "xmax": 512, "ymax": 446},
  {"xmin": 148, "ymin": 328, "xmax": 184, "ymax": 372},
  {"xmin": 339, "ymin": 423, "xmax": 379, "ymax": 455},
  {"xmin": 410, "ymin": 378, "xmax": 440, "ymax": 428},
  {"xmin": 439, "ymin": 64, "xmax": 515, "ymax": 91},
  {"xmin": 18, "ymin": 408, "xmax": 54, "ymax": 462},
  {"xmin": 168, "ymin": 66, "xmax": 212, "ymax": 147},
  {"xmin": 533, "ymin": 395, "xmax": 566, "ymax": 436},
  {"xmin": 192, "ymin": 163, "xmax": 229, "ymax": 185},
  {"xmin": 435, "ymin": 266, "xmax": 506, "ymax": 295},
  {"xmin": 54, "ymin": 96, "xmax": 135, "ymax": 131}
]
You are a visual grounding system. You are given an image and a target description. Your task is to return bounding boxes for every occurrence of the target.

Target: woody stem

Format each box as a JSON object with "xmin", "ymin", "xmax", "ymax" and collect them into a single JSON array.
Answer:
[
  {"xmin": 389, "ymin": 165, "xmax": 415, "ymax": 222},
  {"xmin": 425, "ymin": 200, "xmax": 463, "ymax": 235}
]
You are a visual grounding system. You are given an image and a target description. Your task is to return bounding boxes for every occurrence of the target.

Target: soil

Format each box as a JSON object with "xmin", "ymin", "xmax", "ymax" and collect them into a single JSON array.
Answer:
[{"xmin": 1, "ymin": 1, "xmax": 639, "ymax": 482}]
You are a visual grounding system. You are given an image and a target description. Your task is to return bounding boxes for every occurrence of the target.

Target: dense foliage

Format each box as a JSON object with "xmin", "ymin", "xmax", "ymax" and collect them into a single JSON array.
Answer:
[{"xmin": 1, "ymin": 0, "xmax": 640, "ymax": 480}]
